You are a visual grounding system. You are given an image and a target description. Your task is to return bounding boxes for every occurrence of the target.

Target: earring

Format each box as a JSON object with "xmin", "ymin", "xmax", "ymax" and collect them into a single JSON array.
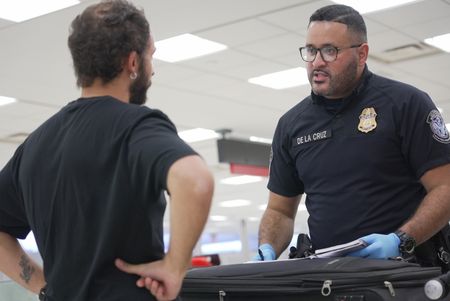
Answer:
[{"xmin": 130, "ymin": 72, "xmax": 137, "ymax": 80}]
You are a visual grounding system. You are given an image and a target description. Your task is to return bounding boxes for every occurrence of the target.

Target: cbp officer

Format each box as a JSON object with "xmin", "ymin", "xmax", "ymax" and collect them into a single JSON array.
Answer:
[{"xmin": 255, "ymin": 4, "xmax": 450, "ymax": 268}]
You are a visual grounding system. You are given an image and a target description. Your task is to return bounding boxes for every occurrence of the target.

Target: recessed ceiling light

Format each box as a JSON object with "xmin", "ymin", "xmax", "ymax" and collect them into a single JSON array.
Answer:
[
  {"xmin": 0, "ymin": 0, "xmax": 79, "ymax": 22},
  {"xmin": 248, "ymin": 67, "xmax": 308, "ymax": 90},
  {"xmin": 330, "ymin": 0, "xmax": 420, "ymax": 14},
  {"xmin": 258, "ymin": 204, "xmax": 267, "ymax": 211},
  {"xmin": 249, "ymin": 136, "xmax": 272, "ymax": 144},
  {"xmin": 220, "ymin": 175, "xmax": 264, "ymax": 185},
  {"xmin": 424, "ymin": 33, "xmax": 450, "ymax": 53},
  {"xmin": 219, "ymin": 199, "xmax": 252, "ymax": 208},
  {"xmin": 178, "ymin": 128, "xmax": 219, "ymax": 143},
  {"xmin": 210, "ymin": 215, "xmax": 228, "ymax": 222},
  {"xmin": 154, "ymin": 33, "xmax": 227, "ymax": 63},
  {"xmin": 0, "ymin": 96, "xmax": 17, "ymax": 106}
]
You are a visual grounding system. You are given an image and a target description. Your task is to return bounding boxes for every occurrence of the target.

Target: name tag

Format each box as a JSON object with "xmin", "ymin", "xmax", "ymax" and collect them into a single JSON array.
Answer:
[{"xmin": 294, "ymin": 129, "xmax": 332, "ymax": 145}]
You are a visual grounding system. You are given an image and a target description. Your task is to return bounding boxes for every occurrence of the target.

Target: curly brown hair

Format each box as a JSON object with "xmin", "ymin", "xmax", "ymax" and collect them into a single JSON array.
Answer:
[{"xmin": 68, "ymin": 0, "xmax": 150, "ymax": 87}]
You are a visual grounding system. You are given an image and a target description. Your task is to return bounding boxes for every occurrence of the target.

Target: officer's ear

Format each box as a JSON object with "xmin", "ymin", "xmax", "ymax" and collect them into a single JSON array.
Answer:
[{"xmin": 358, "ymin": 43, "xmax": 369, "ymax": 66}]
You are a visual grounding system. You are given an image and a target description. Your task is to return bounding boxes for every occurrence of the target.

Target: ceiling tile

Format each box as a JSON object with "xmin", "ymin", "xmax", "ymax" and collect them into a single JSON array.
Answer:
[
  {"xmin": 237, "ymin": 33, "xmax": 304, "ymax": 59},
  {"xmin": 199, "ymin": 19, "xmax": 288, "ymax": 47}
]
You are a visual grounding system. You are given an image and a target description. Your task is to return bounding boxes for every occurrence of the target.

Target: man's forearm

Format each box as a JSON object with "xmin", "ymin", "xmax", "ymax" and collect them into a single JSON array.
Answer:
[
  {"xmin": 258, "ymin": 208, "xmax": 295, "ymax": 258},
  {"xmin": 165, "ymin": 156, "xmax": 214, "ymax": 272},
  {"xmin": 401, "ymin": 184, "xmax": 450, "ymax": 244},
  {"xmin": 0, "ymin": 232, "xmax": 45, "ymax": 294}
]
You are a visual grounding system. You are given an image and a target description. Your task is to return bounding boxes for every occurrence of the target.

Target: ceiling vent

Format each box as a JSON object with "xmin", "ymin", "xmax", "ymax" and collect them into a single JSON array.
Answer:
[{"xmin": 369, "ymin": 42, "xmax": 441, "ymax": 63}]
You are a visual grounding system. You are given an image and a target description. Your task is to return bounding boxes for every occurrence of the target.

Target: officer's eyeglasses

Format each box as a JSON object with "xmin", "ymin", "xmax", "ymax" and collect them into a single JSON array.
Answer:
[{"xmin": 299, "ymin": 44, "xmax": 362, "ymax": 63}]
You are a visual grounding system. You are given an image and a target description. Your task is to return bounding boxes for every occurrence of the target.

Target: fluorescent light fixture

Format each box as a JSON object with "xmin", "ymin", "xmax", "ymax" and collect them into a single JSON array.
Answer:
[
  {"xmin": 250, "ymin": 136, "xmax": 272, "ymax": 144},
  {"xmin": 258, "ymin": 204, "xmax": 267, "ymax": 211},
  {"xmin": 210, "ymin": 215, "xmax": 228, "ymax": 222},
  {"xmin": 330, "ymin": 0, "xmax": 420, "ymax": 14},
  {"xmin": 219, "ymin": 199, "xmax": 252, "ymax": 208},
  {"xmin": 0, "ymin": 0, "xmax": 79, "ymax": 22},
  {"xmin": 201, "ymin": 240, "xmax": 242, "ymax": 254},
  {"xmin": 0, "ymin": 96, "xmax": 17, "ymax": 106},
  {"xmin": 424, "ymin": 33, "xmax": 450, "ymax": 53},
  {"xmin": 446, "ymin": 123, "xmax": 450, "ymax": 131},
  {"xmin": 178, "ymin": 128, "xmax": 219, "ymax": 143},
  {"xmin": 248, "ymin": 217, "xmax": 260, "ymax": 222},
  {"xmin": 248, "ymin": 67, "xmax": 308, "ymax": 90},
  {"xmin": 154, "ymin": 33, "xmax": 227, "ymax": 63},
  {"xmin": 220, "ymin": 175, "xmax": 264, "ymax": 185}
]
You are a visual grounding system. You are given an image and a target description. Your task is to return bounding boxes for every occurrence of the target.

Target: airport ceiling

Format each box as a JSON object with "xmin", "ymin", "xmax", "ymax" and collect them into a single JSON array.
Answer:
[{"xmin": 0, "ymin": 0, "xmax": 449, "ymax": 239}]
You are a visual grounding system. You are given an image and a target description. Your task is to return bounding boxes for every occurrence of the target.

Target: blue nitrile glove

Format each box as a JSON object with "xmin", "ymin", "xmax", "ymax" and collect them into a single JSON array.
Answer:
[
  {"xmin": 252, "ymin": 243, "xmax": 276, "ymax": 261},
  {"xmin": 347, "ymin": 233, "xmax": 400, "ymax": 259}
]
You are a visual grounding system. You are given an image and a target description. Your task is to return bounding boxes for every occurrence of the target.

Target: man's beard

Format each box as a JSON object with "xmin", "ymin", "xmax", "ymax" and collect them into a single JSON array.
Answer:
[
  {"xmin": 129, "ymin": 69, "xmax": 151, "ymax": 105},
  {"xmin": 310, "ymin": 59, "xmax": 358, "ymax": 98}
]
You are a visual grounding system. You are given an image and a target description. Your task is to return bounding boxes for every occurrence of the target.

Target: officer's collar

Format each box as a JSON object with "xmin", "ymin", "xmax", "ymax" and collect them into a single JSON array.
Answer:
[{"xmin": 311, "ymin": 65, "xmax": 371, "ymax": 106}]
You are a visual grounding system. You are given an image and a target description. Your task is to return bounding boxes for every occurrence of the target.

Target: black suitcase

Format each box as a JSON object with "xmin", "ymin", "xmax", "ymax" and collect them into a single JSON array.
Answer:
[{"xmin": 181, "ymin": 257, "xmax": 445, "ymax": 301}]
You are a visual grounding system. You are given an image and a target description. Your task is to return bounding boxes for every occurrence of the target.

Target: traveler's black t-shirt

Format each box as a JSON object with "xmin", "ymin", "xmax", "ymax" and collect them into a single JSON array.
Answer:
[{"xmin": 0, "ymin": 96, "xmax": 197, "ymax": 300}]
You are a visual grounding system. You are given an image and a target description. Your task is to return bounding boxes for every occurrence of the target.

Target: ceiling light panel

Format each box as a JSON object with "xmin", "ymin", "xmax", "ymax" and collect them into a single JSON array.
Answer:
[
  {"xmin": 219, "ymin": 199, "xmax": 252, "ymax": 208},
  {"xmin": 178, "ymin": 128, "xmax": 219, "ymax": 143},
  {"xmin": 210, "ymin": 215, "xmax": 228, "ymax": 222},
  {"xmin": 0, "ymin": 0, "xmax": 80, "ymax": 22},
  {"xmin": 424, "ymin": 33, "xmax": 450, "ymax": 53},
  {"xmin": 154, "ymin": 33, "xmax": 228, "ymax": 63},
  {"xmin": 220, "ymin": 175, "xmax": 264, "ymax": 185},
  {"xmin": 0, "ymin": 96, "xmax": 17, "ymax": 106},
  {"xmin": 331, "ymin": 0, "xmax": 421, "ymax": 14},
  {"xmin": 248, "ymin": 67, "xmax": 308, "ymax": 90}
]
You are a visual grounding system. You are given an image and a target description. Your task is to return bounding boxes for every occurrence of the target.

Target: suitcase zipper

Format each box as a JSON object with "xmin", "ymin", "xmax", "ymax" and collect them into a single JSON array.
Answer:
[
  {"xmin": 219, "ymin": 290, "xmax": 226, "ymax": 301},
  {"xmin": 384, "ymin": 281, "xmax": 395, "ymax": 297},
  {"xmin": 320, "ymin": 279, "xmax": 396, "ymax": 297},
  {"xmin": 321, "ymin": 280, "xmax": 332, "ymax": 296}
]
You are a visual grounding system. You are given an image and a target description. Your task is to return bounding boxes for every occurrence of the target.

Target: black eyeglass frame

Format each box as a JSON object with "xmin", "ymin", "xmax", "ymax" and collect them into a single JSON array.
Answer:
[{"xmin": 299, "ymin": 44, "xmax": 363, "ymax": 63}]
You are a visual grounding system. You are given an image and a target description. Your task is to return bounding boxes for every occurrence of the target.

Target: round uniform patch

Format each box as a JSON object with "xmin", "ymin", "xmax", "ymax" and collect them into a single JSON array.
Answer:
[{"xmin": 427, "ymin": 109, "xmax": 450, "ymax": 144}]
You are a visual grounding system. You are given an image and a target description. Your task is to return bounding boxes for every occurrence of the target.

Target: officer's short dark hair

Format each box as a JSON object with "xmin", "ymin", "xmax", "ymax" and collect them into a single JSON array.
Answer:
[
  {"xmin": 68, "ymin": 0, "xmax": 150, "ymax": 87},
  {"xmin": 309, "ymin": 4, "xmax": 367, "ymax": 43}
]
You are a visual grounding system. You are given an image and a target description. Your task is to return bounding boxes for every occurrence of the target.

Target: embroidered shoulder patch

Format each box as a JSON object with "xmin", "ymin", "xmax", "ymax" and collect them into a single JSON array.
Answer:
[{"xmin": 427, "ymin": 109, "xmax": 450, "ymax": 144}]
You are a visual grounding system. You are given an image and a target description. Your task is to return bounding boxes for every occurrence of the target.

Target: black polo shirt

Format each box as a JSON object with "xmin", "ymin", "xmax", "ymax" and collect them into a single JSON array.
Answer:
[
  {"xmin": 268, "ymin": 68, "xmax": 450, "ymax": 250},
  {"xmin": 0, "ymin": 96, "xmax": 196, "ymax": 300}
]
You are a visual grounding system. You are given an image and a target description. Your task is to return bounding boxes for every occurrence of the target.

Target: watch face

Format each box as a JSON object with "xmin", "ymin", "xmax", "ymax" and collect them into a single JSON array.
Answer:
[
  {"xmin": 396, "ymin": 230, "xmax": 416, "ymax": 254},
  {"xmin": 403, "ymin": 239, "xmax": 415, "ymax": 253}
]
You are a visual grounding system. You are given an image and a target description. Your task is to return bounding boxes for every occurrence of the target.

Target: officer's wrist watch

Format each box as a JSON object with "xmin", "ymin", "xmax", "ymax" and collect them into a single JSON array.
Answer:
[{"xmin": 395, "ymin": 230, "xmax": 416, "ymax": 254}]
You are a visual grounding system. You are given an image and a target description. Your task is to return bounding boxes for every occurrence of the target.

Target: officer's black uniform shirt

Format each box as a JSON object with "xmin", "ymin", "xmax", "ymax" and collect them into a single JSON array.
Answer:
[
  {"xmin": 0, "ymin": 96, "xmax": 196, "ymax": 300},
  {"xmin": 268, "ymin": 67, "xmax": 450, "ymax": 250}
]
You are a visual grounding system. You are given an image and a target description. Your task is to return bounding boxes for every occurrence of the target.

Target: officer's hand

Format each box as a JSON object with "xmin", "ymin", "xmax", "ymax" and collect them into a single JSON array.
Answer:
[
  {"xmin": 252, "ymin": 243, "xmax": 276, "ymax": 261},
  {"xmin": 347, "ymin": 233, "xmax": 400, "ymax": 259},
  {"xmin": 115, "ymin": 257, "xmax": 184, "ymax": 301}
]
